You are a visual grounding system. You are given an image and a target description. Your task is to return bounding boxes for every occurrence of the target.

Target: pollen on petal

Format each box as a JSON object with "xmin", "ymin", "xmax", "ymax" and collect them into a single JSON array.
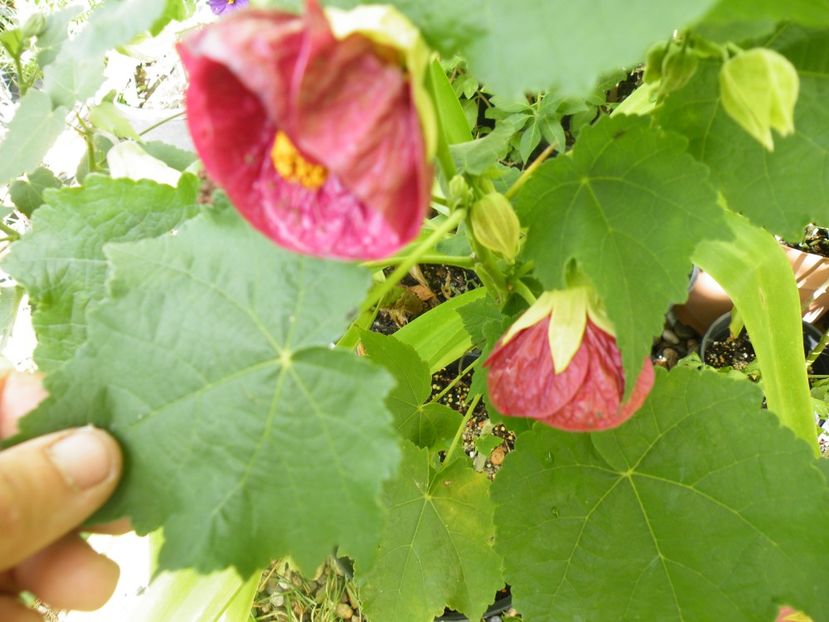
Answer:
[{"xmin": 271, "ymin": 131, "xmax": 328, "ymax": 190}]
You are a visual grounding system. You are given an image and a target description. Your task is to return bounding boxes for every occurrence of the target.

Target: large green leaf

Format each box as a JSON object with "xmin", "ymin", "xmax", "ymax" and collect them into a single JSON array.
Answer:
[
  {"xmin": 359, "ymin": 442, "xmax": 503, "ymax": 622},
  {"xmin": 43, "ymin": 0, "xmax": 167, "ymax": 107},
  {"xmin": 15, "ymin": 207, "xmax": 400, "ymax": 575},
  {"xmin": 361, "ymin": 331, "xmax": 458, "ymax": 449},
  {"xmin": 656, "ymin": 29, "xmax": 829, "ymax": 241},
  {"xmin": 463, "ymin": 0, "xmax": 718, "ymax": 96},
  {"xmin": 514, "ymin": 114, "xmax": 725, "ymax": 388},
  {"xmin": 328, "ymin": 0, "xmax": 483, "ymax": 59},
  {"xmin": 0, "ymin": 91, "xmax": 67, "ymax": 185},
  {"xmin": 702, "ymin": 0, "xmax": 829, "ymax": 28},
  {"xmin": 329, "ymin": 0, "xmax": 716, "ymax": 97},
  {"xmin": 3, "ymin": 175, "xmax": 200, "ymax": 372},
  {"xmin": 493, "ymin": 368, "xmax": 829, "ymax": 620}
]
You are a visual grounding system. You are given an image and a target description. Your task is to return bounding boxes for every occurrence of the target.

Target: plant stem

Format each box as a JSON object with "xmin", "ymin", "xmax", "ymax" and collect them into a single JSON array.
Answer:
[
  {"xmin": 439, "ymin": 393, "xmax": 482, "ymax": 474},
  {"xmin": 505, "ymin": 144, "xmax": 556, "ymax": 200},
  {"xmin": 362, "ymin": 253, "xmax": 473, "ymax": 271},
  {"xmin": 0, "ymin": 221, "xmax": 19, "ymax": 240},
  {"xmin": 807, "ymin": 329, "xmax": 829, "ymax": 370},
  {"xmin": 428, "ymin": 357, "xmax": 479, "ymax": 405},
  {"xmin": 512, "ymin": 279, "xmax": 537, "ymax": 306},
  {"xmin": 138, "ymin": 110, "xmax": 186, "ymax": 137},
  {"xmin": 357, "ymin": 209, "xmax": 467, "ymax": 317},
  {"xmin": 13, "ymin": 56, "xmax": 27, "ymax": 96}
]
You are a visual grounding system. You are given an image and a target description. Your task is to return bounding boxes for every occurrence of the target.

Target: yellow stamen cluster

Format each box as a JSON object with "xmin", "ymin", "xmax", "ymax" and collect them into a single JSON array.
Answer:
[{"xmin": 271, "ymin": 132, "xmax": 327, "ymax": 190}]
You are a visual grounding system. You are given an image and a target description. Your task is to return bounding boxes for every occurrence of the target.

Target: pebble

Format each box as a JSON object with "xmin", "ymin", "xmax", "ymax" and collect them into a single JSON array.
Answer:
[
  {"xmin": 270, "ymin": 594, "xmax": 285, "ymax": 608},
  {"xmin": 336, "ymin": 603, "xmax": 354, "ymax": 619},
  {"xmin": 660, "ymin": 347, "xmax": 679, "ymax": 368},
  {"xmin": 662, "ymin": 329, "xmax": 680, "ymax": 345},
  {"xmin": 490, "ymin": 446, "xmax": 506, "ymax": 466}
]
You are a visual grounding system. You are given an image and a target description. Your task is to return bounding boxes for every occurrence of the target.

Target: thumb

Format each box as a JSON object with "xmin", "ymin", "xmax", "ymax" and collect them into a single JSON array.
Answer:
[{"xmin": 0, "ymin": 426, "xmax": 122, "ymax": 571}]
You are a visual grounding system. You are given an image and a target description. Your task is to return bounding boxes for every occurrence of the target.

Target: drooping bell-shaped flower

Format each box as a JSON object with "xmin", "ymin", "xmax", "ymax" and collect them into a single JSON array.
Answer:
[
  {"xmin": 484, "ymin": 286, "xmax": 655, "ymax": 432},
  {"xmin": 178, "ymin": 0, "xmax": 435, "ymax": 259}
]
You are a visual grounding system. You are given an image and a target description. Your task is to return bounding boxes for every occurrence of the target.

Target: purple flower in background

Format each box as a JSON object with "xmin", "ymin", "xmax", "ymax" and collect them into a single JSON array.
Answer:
[{"xmin": 208, "ymin": 0, "xmax": 247, "ymax": 16}]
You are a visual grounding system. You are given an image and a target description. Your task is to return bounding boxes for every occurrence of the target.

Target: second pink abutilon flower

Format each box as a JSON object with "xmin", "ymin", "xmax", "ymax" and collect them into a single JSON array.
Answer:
[
  {"xmin": 178, "ymin": 0, "xmax": 434, "ymax": 260},
  {"xmin": 484, "ymin": 287, "xmax": 655, "ymax": 432}
]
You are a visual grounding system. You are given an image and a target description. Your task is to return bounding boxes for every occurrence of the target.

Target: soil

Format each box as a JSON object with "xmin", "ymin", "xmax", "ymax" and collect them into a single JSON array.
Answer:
[
  {"xmin": 371, "ymin": 264, "xmax": 481, "ymax": 335},
  {"xmin": 702, "ymin": 331, "xmax": 756, "ymax": 370}
]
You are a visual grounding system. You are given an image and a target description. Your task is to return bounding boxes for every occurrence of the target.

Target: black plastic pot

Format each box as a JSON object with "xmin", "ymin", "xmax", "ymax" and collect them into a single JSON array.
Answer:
[{"xmin": 700, "ymin": 312, "xmax": 829, "ymax": 376}]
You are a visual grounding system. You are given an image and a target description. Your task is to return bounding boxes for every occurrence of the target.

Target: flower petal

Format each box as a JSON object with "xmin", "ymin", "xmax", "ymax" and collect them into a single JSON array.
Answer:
[
  {"xmin": 290, "ymin": 0, "xmax": 430, "ymax": 250},
  {"xmin": 255, "ymin": 155, "xmax": 405, "ymax": 258},
  {"xmin": 543, "ymin": 321, "xmax": 654, "ymax": 431},
  {"xmin": 484, "ymin": 317, "xmax": 589, "ymax": 420}
]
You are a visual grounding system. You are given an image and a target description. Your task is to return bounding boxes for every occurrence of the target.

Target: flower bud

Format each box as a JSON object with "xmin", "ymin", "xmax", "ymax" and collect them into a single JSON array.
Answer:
[
  {"xmin": 719, "ymin": 48, "xmax": 799, "ymax": 151},
  {"xmin": 21, "ymin": 13, "xmax": 46, "ymax": 38},
  {"xmin": 643, "ymin": 42, "xmax": 668, "ymax": 84},
  {"xmin": 657, "ymin": 45, "xmax": 699, "ymax": 98},
  {"xmin": 470, "ymin": 193, "xmax": 521, "ymax": 261},
  {"xmin": 448, "ymin": 175, "xmax": 474, "ymax": 210}
]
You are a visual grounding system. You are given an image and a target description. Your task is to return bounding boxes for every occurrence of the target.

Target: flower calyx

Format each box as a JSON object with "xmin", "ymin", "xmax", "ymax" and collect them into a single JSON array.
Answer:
[{"xmin": 719, "ymin": 47, "xmax": 799, "ymax": 151}]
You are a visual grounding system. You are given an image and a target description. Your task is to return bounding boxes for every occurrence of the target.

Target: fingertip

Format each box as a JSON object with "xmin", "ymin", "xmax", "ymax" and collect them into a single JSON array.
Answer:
[
  {"xmin": 0, "ymin": 427, "xmax": 123, "ymax": 569},
  {"xmin": 15, "ymin": 535, "xmax": 120, "ymax": 612}
]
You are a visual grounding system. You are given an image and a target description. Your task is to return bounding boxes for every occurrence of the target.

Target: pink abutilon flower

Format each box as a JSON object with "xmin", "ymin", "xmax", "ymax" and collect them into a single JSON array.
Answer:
[
  {"xmin": 178, "ymin": 0, "xmax": 434, "ymax": 259},
  {"xmin": 484, "ymin": 288, "xmax": 655, "ymax": 432}
]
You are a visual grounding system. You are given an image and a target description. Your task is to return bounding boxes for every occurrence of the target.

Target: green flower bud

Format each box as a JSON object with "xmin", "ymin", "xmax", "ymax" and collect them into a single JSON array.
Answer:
[
  {"xmin": 21, "ymin": 13, "xmax": 46, "ymax": 38},
  {"xmin": 643, "ymin": 42, "xmax": 668, "ymax": 84},
  {"xmin": 719, "ymin": 48, "xmax": 799, "ymax": 151},
  {"xmin": 470, "ymin": 192, "xmax": 521, "ymax": 261},
  {"xmin": 658, "ymin": 45, "xmax": 699, "ymax": 97},
  {"xmin": 448, "ymin": 174, "xmax": 473, "ymax": 209}
]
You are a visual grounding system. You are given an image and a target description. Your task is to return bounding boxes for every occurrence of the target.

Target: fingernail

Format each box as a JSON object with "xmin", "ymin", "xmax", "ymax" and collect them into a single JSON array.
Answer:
[{"xmin": 47, "ymin": 427, "xmax": 114, "ymax": 490}]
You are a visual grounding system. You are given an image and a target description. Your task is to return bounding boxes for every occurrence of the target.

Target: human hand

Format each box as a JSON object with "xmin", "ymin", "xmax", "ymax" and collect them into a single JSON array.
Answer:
[{"xmin": 0, "ymin": 372, "xmax": 123, "ymax": 621}]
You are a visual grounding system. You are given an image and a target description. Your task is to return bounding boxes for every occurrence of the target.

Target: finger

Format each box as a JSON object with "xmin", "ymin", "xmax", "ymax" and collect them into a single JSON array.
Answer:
[
  {"xmin": 0, "ymin": 596, "xmax": 41, "ymax": 622},
  {"xmin": 87, "ymin": 517, "xmax": 132, "ymax": 536},
  {"xmin": 0, "ymin": 427, "xmax": 122, "ymax": 570},
  {"xmin": 0, "ymin": 373, "xmax": 47, "ymax": 439},
  {"xmin": 14, "ymin": 534, "xmax": 119, "ymax": 612}
]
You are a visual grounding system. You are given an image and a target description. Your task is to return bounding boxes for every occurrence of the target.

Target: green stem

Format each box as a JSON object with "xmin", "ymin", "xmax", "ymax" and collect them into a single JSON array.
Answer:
[
  {"xmin": 440, "ymin": 393, "xmax": 481, "ymax": 472},
  {"xmin": 428, "ymin": 357, "xmax": 479, "ymax": 406},
  {"xmin": 357, "ymin": 209, "xmax": 467, "ymax": 317},
  {"xmin": 511, "ymin": 279, "xmax": 537, "ymax": 306},
  {"xmin": 467, "ymin": 219, "xmax": 509, "ymax": 303},
  {"xmin": 139, "ymin": 110, "xmax": 186, "ymax": 137},
  {"xmin": 505, "ymin": 144, "xmax": 556, "ymax": 200},
  {"xmin": 362, "ymin": 253, "xmax": 473, "ymax": 271},
  {"xmin": 0, "ymin": 221, "xmax": 19, "ymax": 240},
  {"xmin": 14, "ymin": 56, "xmax": 27, "ymax": 96},
  {"xmin": 807, "ymin": 329, "xmax": 829, "ymax": 370}
]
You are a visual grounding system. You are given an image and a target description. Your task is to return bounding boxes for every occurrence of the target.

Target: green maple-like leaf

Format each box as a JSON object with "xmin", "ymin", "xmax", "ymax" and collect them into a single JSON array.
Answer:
[
  {"xmin": 513, "ymin": 114, "xmax": 725, "ymax": 388},
  {"xmin": 3, "ymin": 175, "xmax": 200, "ymax": 372},
  {"xmin": 0, "ymin": 91, "xmax": 67, "ymax": 186},
  {"xmin": 492, "ymin": 368, "xmax": 829, "ymax": 621},
  {"xmin": 361, "ymin": 331, "xmax": 458, "ymax": 449},
  {"xmin": 331, "ymin": 0, "xmax": 716, "ymax": 97},
  {"xmin": 702, "ymin": 0, "xmax": 829, "ymax": 29},
  {"xmin": 656, "ymin": 29, "xmax": 829, "ymax": 241},
  {"xmin": 359, "ymin": 442, "xmax": 504, "ymax": 622},
  {"xmin": 463, "ymin": 0, "xmax": 718, "ymax": 97},
  {"xmin": 16, "ymin": 207, "xmax": 400, "ymax": 575}
]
